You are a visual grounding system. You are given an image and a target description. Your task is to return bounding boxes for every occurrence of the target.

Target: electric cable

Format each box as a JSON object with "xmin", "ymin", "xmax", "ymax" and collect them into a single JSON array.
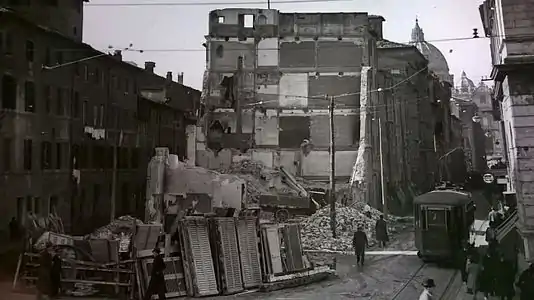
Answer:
[
  {"xmin": 85, "ymin": 0, "xmax": 349, "ymax": 7},
  {"xmin": 43, "ymin": 31, "xmax": 526, "ymax": 54}
]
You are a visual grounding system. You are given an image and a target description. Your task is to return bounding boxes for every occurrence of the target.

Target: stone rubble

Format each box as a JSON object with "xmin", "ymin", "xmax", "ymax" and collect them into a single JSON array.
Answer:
[
  {"xmin": 300, "ymin": 202, "xmax": 412, "ymax": 252},
  {"xmin": 216, "ymin": 159, "xmax": 300, "ymax": 205}
]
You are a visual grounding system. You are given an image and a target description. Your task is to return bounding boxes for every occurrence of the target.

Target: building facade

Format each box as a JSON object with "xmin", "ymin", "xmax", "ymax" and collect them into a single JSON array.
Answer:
[
  {"xmin": 480, "ymin": 0, "xmax": 534, "ymax": 262},
  {"xmin": 0, "ymin": 5, "xmax": 200, "ymax": 233},
  {"xmin": 199, "ymin": 9, "xmax": 380, "ymax": 201},
  {"xmin": 375, "ymin": 38, "xmax": 436, "ymax": 213}
]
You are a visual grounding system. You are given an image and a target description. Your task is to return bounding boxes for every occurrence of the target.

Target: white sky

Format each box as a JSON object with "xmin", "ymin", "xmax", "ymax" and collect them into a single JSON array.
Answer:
[{"xmin": 83, "ymin": 0, "xmax": 491, "ymax": 90}]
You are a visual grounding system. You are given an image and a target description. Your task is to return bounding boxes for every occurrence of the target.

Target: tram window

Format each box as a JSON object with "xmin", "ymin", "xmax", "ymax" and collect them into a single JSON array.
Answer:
[
  {"xmin": 421, "ymin": 209, "xmax": 428, "ymax": 230},
  {"xmin": 427, "ymin": 209, "xmax": 446, "ymax": 226}
]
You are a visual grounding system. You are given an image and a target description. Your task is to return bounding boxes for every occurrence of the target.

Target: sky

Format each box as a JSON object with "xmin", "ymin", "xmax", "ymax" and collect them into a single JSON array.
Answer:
[{"xmin": 83, "ymin": 0, "xmax": 492, "ymax": 90}]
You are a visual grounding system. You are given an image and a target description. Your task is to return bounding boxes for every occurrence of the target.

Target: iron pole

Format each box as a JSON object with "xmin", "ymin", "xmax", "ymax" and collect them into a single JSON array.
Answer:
[
  {"xmin": 329, "ymin": 95, "xmax": 337, "ymax": 238},
  {"xmin": 378, "ymin": 116, "xmax": 388, "ymax": 218}
]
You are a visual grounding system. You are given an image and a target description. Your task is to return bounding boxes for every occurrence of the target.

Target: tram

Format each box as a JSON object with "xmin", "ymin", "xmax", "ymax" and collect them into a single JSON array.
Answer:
[{"xmin": 414, "ymin": 187, "xmax": 476, "ymax": 262}]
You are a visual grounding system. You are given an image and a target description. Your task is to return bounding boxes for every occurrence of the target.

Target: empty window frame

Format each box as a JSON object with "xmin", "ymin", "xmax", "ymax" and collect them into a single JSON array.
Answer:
[
  {"xmin": 55, "ymin": 142, "xmax": 62, "ymax": 169},
  {"xmin": 23, "ymin": 139, "xmax": 32, "ymax": 171},
  {"xmin": 24, "ymin": 81, "xmax": 35, "ymax": 112},
  {"xmin": 1, "ymin": 74, "xmax": 17, "ymax": 110},
  {"xmin": 25, "ymin": 40, "xmax": 34, "ymax": 62},
  {"xmin": 44, "ymin": 85, "xmax": 52, "ymax": 113},
  {"xmin": 218, "ymin": 16, "xmax": 225, "ymax": 23},
  {"xmin": 2, "ymin": 138, "xmax": 12, "ymax": 172},
  {"xmin": 41, "ymin": 141, "xmax": 52, "ymax": 169}
]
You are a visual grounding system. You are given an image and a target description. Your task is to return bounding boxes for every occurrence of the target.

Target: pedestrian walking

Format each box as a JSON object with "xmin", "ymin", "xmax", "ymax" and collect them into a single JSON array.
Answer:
[
  {"xmin": 478, "ymin": 249, "xmax": 497, "ymax": 300},
  {"xmin": 352, "ymin": 225, "xmax": 368, "ymax": 267},
  {"xmin": 36, "ymin": 242, "xmax": 53, "ymax": 300},
  {"xmin": 374, "ymin": 215, "xmax": 388, "ymax": 248},
  {"xmin": 495, "ymin": 255, "xmax": 515, "ymax": 300},
  {"xmin": 466, "ymin": 254, "xmax": 480, "ymax": 295},
  {"xmin": 485, "ymin": 222, "xmax": 497, "ymax": 248},
  {"xmin": 516, "ymin": 263, "xmax": 534, "ymax": 300},
  {"xmin": 419, "ymin": 278, "xmax": 435, "ymax": 300},
  {"xmin": 50, "ymin": 247, "xmax": 62, "ymax": 299},
  {"xmin": 143, "ymin": 248, "xmax": 166, "ymax": 300},
  {"xmin": 488, "ymin": 206, "xmax": 500, "ymax": 223}
]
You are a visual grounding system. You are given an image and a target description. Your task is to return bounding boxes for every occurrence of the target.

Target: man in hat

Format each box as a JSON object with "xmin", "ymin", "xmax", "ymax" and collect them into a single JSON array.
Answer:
[
  {"xmin": 143, "ymin": 248, "xmax": 166, "ymax": 300},
  {"xmin": 352, "ymin": 225, "xmax": 368, "ymax": 267},
  {"xmin": 419, "ymin": 278, "xmax": 435, "ymax": 300}
]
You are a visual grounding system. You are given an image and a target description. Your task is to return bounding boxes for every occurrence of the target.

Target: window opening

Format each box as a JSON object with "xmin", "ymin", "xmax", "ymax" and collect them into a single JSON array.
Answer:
[
  {"xmin": 49, "ymin": 196, "xmax": 58, "ymax": 214},
  {"xmin": 25, "ymin": 40, "xmax": 34, "ymax": 62},
  {"xmin": 218, "ymin": 16, "xmax": 225, "ymax": 23},
  {"xmin": 55, "ymin": 143, "xmax": 62, "ymax": 169},
  {"xmin": 41, "ymin": 141, "xmax": 52, "ymax": 169},
  {"xmin": 3, "ymin": 138, "xmax": 12, "ymax": 172},
  {"xmin": 23, "ymin": 139, "xmax": 32, "ymax": 170},
  {"xmin": 24, "ymin": 81, "xmax": 35, "ymax": 112},
  {"xmin": 243, "ymin": 15, "xmax": 254, "ymax": 28},
  {"xmin": 1, "ymin": 74, "xmax": 17, "ymax": 110},
  {"xmin": 73, "ymin": 91, "xmax": 80, "ymax": 118}
]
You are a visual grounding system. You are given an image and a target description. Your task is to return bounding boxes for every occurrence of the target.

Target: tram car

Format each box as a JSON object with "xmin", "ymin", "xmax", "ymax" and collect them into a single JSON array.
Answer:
[{"xmin": 414, "ymin": 188, "xmax": 476, "ymax": 262}]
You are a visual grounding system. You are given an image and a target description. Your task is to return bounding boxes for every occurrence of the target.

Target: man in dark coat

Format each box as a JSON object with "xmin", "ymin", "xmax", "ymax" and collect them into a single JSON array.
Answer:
[
  {"xmin": 36, "ymin": 242, "xmax": 53, "ymax": 300},
  {"xmin": 352, "ymin": 225, "xmax": 368, "ymax": 267},
  {"xmin": 143, "ymin": 248, "xmax": 166, "ymax": 300},
  {"xmin": 495, "ymin": 255, "xmax": 515, "ymax": 300},
  {"xmin": 50, "ymin": 247, "xmax": 62, "ymax": 298},
  {"xmin": 375, "ymin": 215, "xmax": 388, "ymax": 249},
  {"xmin": 516, "ymin": 263, "xmax": 534, "ymax": 300},
  {"xmin": 478, "ymin": 249, "xmax": 497, "ymax": 299}
]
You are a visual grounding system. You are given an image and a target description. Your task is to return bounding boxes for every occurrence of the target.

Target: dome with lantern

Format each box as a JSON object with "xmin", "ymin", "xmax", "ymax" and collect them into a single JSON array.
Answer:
[{"xmin": 409, "ymin": 19, "xmax": 452, "ymax": 84}]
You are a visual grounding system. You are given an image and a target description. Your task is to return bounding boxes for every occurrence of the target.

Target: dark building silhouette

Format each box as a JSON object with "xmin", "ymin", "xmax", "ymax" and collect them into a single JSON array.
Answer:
[{"xmin": 0, "ymin": 4, "xmax": 200, "ymax": 233}]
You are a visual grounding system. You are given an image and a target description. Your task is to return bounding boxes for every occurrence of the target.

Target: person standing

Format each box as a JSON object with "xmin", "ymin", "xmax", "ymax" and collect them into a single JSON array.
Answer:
[
  {"xmin": 352, "ymin": 225, "xmax": 368, "ymax": 267},
  {"xmin": 495, "ymin": 255, "xmax": 515, "ymax": 300},
  {"xmin": 143, "ymin": 248, "xmax": 166, "ymax": 300},
  {"xmin": 419, "ymin": 278, "xmax": 435, "ymax": 300},
  {"xmin": 374, "ymin": 215, "xmax": 388, "ymax": 249},
  {"xmin": 478, "ymin": 249, "xmax": 497, "ymax": 300},
  {"xmin": 36, "ymin": 242, "xmax": 53, "ymax": 300},
  {"xmin": 516, "ymin": 263, "xmax": 534, "ymax": 300},
  {"xmin": 466, "ymin": 253, "xmax": 480, "ymax": 295},
  {"xmin": 50, "ymin": 247, "xmax": 62, "ymax": 299}
]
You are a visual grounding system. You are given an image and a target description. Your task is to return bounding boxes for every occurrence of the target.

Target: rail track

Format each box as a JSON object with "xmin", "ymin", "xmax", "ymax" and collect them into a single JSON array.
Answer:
[{"xmin": 391, "ymin": 262, "xmax": 460, "ymax": 300}]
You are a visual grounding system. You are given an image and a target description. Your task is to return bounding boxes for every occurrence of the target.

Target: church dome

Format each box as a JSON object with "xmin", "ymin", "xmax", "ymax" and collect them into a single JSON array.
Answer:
[
  {"xmin": 410, "ymin": 19, "xmax": 452, "ymax": 84},
  {"xmin": 460, "ymin": 71, "xmax": 476, "ymax": 93}
]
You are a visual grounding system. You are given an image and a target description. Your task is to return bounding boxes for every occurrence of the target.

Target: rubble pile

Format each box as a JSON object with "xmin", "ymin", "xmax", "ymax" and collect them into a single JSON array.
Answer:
[
  {"xmin": 300, "ymin": 203, "xmax": 407, "ymax": 251},
  {"xmin": 217, "ymin": 159, "xmax": 276, "ymax": 205},
  {"xmin": 85, "ymin": 215, "xmax": 143, "ymax": 240}
]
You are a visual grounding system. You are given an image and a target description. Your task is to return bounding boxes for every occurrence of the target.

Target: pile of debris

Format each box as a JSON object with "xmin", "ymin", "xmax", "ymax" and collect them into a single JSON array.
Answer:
[
  {"xmin": 300, "ymin": 202, "xmax": 409, "ymax": 251},
  {"xmin": 85, "ymin": 215, "xmax": 143, "ymax": 240},
  {"xmin": 217, "ymin": 159, "xmax": 302, "ymax": 205}
]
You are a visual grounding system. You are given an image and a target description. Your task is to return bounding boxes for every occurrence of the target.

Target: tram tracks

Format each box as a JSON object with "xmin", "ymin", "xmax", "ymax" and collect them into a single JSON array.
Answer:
[{"xmin": 390, "ymin": 262, "xmax": 460, "ymax": 300}]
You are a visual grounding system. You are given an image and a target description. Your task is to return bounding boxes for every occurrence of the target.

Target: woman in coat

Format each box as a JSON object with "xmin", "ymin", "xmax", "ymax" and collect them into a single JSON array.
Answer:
[{"xmin": 36, "ymin": 242, "xmax": 53, "ymax": 300}]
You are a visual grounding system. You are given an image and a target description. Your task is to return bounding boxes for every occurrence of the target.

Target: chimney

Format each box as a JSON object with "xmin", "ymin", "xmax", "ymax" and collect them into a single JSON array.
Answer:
[
  {"xmin": 145, "ymin": 61, "xmax": 156, "ymax": 73},
  {"xmin": 177, "ymin": 72, "xmax": 184, "ymax": 84},
  {"xmin": 166, "ymin": 71, "xmax": 173, "ymax": 81},
  {"xmin": 113, "ymin": 50, "xmax": 122, "ymax": 61}
]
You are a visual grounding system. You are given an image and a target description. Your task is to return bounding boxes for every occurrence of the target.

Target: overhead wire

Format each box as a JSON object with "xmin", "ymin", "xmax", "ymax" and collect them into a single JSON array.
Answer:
[
  {"xmin": 47, "ymin": 32, "xmax": 520, "ymax": 54},
  {"xmin": 85, "ymin": 0, "xmax": 349, "ymax": 7}
]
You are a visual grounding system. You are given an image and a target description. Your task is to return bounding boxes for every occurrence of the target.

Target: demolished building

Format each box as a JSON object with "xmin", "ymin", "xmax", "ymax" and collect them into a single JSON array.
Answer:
[{"xmin": 195, "ymin": 9, "xmax": 458, "ymax": 213}]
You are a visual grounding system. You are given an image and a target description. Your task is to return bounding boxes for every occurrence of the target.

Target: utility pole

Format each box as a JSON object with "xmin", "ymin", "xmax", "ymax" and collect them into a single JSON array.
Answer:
[
  {"xmin": 328, "ymin": 95, "xmax": 337, "ymax": 238},
  {"xmin": 267, "ymin": 0, "xmax": 271, "ymax": 9},
  {"xmin": 236, "ymin": 56, "xmax": 243, "ymax": 134},
  {"xmin": 110, "ymin": 130, "xmax": 123, "ymax": 222},
  {"xmin": 378, "ymin": 116, "xmax": 388, "ymax": 218}
]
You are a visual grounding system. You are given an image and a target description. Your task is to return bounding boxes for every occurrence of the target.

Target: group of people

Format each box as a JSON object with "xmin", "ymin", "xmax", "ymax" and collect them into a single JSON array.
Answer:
[
  {"xmin": 351, "ymin": 214, "xmax": 389, "ymax": 267},
  {"xmin": 36, "ymin": 243, "xmax": 167, "ymax": 299}
]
